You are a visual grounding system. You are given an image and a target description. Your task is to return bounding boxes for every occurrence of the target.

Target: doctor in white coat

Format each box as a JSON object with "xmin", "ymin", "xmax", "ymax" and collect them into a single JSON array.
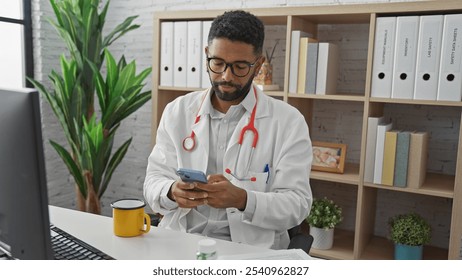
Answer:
[{"xmin": 144, "ymin": 10, "xmax": 313, "ymax": 249}]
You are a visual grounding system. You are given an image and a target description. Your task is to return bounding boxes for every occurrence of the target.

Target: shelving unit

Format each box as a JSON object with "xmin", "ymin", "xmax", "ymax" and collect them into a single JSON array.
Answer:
[{"xmin": 151, "ymin": 0, "xmax": 462, "ymax": 260}]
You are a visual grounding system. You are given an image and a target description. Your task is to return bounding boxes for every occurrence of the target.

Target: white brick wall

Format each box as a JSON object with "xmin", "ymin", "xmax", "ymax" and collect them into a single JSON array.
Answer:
[{"xmin": 33, "ymin": 0, "xmax": 453, "ymax": 248}]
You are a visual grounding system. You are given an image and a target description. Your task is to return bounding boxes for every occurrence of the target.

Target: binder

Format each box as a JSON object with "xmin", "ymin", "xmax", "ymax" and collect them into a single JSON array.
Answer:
[
  {"xmin": 373, "ymin": 122, "xmax": 392, "ymax": 184},
  {"xmin": 413, "ymin": 15, "xmax": 444, "ymax": 100},
  {"xmin": 391, "ymin": 16, "xmax": 420, "ymax": 99},
  {"xmin": 393, "ymin": 131, "xmax": 411, "ymax": 187},
  {"xmin": 173, "ymin": 21, "xmax": 188, "ymax": 87},
  {"xmin": 315, "ymin": 42, "xmax": 339, "ymax": 95},
  {"xmin": 364, "ymin": 116, "xmax": 385, "ymax": 183},
  {"xmin": 186, "ymin": 21, "xmax": 202, "ymax": 88},
  {"xmin": 437, "ymin": 14, "xmax": 462, "ymax": 101},
  {"xmin": 371, "ymin": 17, "xmax": 397, "ymax": 98},
  {"xmin": 297, "ymin": 37, "xmax": 318, "ymax": 94},
  {"xmin": 381, "ymin": 130, "xmax": 399, "ymax": 186},
  {"xmin": 201, "ymin": 21, "xmax": 212, "ymax": 89},
  {"xmin": 289, "ymin": 30, "xmax": 311, "ymax": 93},
  {"xmin": 160, "ymin": 22, "xmax": 174, "ymax": 86}
]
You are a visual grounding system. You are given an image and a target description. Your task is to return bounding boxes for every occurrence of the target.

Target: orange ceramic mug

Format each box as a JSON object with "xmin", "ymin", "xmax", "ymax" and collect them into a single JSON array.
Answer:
[{"xmin": 111, "ymin": 198, "xmax": 151, "ymax": 237}]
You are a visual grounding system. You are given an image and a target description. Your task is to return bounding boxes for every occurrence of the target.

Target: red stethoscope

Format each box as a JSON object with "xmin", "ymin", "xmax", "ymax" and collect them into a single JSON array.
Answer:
[{"xmin": 182, "ymin": 86, "xmax": 259, "ymax": 182}]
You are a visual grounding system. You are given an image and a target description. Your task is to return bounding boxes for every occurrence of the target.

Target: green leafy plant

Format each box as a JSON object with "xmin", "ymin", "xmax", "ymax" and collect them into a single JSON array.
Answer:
[
  {"xmin": 306, "ymin": 197, "xmax": 343, "ymax": 229},
  {"xmin": 28, "ymin": 0, "xmax": 151, "ymax": 214},
  {"xmin": 389, "ymin": 213, "xmax": 431, "ymax": 246}
]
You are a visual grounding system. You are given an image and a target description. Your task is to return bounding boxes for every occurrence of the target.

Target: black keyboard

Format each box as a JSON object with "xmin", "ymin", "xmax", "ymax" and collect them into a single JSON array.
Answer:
[{"xmin": 50, "ymin": 224, "xmax": 115, "ymax": 260}]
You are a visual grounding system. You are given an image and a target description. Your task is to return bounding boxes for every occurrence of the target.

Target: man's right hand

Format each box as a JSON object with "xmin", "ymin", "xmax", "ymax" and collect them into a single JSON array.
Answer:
[{"xmin": 167, "ymin": 181, "xmax": 208, "ymax": 208}]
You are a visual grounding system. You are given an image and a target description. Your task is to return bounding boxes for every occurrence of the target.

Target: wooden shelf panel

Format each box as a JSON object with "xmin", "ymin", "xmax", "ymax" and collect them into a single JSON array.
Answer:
[
  {"xmin": 363, "ymin": 172, "xmax": 455, "ymax": 198},
  {"xmin": 288, "ymin": 93, "xmax": 365, "ymax": 102},
  {"xmin": 359, "ymin": 236, "xmax": 448, "ymax": 260},
  {"xmin": 309, "ymin": 228, "xmax": 355, "ymax": 260},
  {"xmin": 370, "ymin": 97, "xmax": 462, "ymax": 107},
  {"xmin": 310, "ymin": 163, "xmax": 359, "ymax": 185}
]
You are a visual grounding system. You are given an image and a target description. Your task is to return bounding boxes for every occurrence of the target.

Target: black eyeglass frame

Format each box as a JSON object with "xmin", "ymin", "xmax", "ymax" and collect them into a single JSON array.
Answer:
[{"xmin": 206, "ymin": 56, "xmax": 260, "ymax": 77}]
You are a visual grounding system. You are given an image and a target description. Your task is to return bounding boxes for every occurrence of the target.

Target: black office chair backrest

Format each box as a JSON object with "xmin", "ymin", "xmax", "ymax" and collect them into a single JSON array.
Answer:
[{"xmin": 287, "ymin": 225, "xmax": 314, "ymax": 254}]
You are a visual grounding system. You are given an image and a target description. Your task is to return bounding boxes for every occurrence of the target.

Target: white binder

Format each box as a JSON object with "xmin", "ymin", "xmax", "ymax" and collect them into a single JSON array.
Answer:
[
  {"xmin": 391, "ymin": 16, "xmax": 420, "ymax": 99},
  {"xmin": 160, "ymin": 22, "xmax": 174, "ymax": 86},
  {"xmin": 413, "ymin": 15, "xmax": 444, "ymax": 100},
  {"xmin": 173, "ymin": 21, "xmax": 188, "ymax": 87},
  {"xmin": 187, "ymin": 21, "xmax": 202, "ymax": 88},
  {"xmin": 437, "ymin": 14, "xmax": 462, "ymax": 101},
  {"xmin": 288, "ymin": 30, "xmax": 311, "ymax": 93},
  {"xmin": 371, "ymin": 17, "xmax": 396, "ymax": 98},
  {"xmin": 201, "ymin": 21, "xmax": 212, "ymax": 89}
]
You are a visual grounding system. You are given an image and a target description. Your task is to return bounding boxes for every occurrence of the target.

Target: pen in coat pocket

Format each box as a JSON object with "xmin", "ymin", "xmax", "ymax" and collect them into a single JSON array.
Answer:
[{"xmin": 264, "ymin": 164, "xmax": 270, "ymax": 183}]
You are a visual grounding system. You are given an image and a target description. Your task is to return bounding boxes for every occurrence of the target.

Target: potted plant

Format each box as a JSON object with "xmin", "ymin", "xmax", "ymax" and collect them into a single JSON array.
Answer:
[
  {"xmin": 28, "ymin": 0, "xmax": 152, "ymax": 214},
  {"xmin": 388, "ymin": 212, "xmax": 431, "ymax": 260},
  {"xmin": 306, "ymin": 197, "xmax": 343, "ymax": 250}
]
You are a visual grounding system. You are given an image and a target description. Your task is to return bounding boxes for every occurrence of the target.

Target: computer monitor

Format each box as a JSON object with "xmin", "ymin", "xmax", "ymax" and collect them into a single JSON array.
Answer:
[{"xmin": 0, "ymin": 87, "xmax": 53, "ymax": 259}]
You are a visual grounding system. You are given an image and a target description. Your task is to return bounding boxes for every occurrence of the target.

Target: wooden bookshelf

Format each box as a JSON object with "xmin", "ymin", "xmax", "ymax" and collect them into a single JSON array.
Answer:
[{"xmin": 151, "ymin": 0, "xmax": 462, "ymax": 259}]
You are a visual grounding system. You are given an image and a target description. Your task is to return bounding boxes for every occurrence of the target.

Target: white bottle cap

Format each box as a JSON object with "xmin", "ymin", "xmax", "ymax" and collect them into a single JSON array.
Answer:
[{"xmin": 198, "ymin": 239, "xmax": 217, "ymax": 254}]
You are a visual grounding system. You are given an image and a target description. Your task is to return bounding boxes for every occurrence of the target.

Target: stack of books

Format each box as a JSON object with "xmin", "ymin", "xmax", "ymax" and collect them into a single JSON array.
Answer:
[
  {"xmin": 288, "ymin": 30, "xmax": 339, "ymax": 95},
  {"xmin": 364, "ymin": 116, "xmax": 428, "ymax": 188}
]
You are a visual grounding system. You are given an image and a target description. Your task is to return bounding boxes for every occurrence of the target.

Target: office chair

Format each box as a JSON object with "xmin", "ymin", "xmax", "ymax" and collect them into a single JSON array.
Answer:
[{"xmin": 287, "ymin": 224, "xmax": 314, "ymax": 254}]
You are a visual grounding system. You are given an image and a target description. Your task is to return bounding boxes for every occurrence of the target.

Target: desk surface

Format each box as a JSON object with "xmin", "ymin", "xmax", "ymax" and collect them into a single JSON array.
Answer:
[{"xmin": 49, "ymin": 206, "xmax": 273, "ymax": 260}]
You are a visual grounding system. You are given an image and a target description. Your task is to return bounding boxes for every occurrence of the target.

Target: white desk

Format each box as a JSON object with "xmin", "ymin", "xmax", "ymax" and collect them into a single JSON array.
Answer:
[{"xmin": 49, "ymin": 206, "xmax": 273, "ymax": 260}]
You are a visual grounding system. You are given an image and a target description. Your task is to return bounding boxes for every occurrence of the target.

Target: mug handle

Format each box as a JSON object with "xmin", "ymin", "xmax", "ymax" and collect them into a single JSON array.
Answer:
[{"xmin": 142, "ymin": 213, "xmax": 151, "ymax": 233}]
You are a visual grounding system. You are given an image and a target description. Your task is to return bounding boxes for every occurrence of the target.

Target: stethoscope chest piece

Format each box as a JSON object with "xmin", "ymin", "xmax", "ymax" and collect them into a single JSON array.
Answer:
[{"xmin": 182, "ymin": 136, "xmax": 195, "ymax": 151}]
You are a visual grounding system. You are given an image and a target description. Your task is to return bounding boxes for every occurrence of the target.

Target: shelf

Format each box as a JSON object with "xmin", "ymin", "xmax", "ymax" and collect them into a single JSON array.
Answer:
[
  {"xmin": 369, "ymin": 97, "xmax": 462, "ymax": 107},
  {"xmin": 288, "ymin": 93, "xmax": 365, "ymax": 102},
  {"xmin": 309, "ymin": 228, "xmax": 355, "ymax": 260},
  {"xmin": 310, "ymin": 163, "xmax": 359, "ymax": 185},
  {"xmin": 360, "ymin": 236, "xmax": 448, "ymax": 260},
  {"xmin": 363, "ymin": 172, "xmax": 455, "ymax": 198}
]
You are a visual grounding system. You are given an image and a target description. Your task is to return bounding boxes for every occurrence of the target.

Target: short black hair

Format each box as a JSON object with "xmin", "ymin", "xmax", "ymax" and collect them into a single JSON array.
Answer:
[{"xmin": 208, "ymin": 10, "xmax": 265, "ymax": 55}]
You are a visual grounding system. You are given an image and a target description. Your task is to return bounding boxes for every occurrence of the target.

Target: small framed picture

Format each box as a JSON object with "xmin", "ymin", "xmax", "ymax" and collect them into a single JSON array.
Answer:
[{"xmin": 311, "ymin": 141, "xmax": 347, "ymax": 174}]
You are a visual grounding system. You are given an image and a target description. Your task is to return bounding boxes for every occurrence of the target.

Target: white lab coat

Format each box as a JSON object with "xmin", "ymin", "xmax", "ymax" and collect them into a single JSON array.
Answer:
[{"xmin": 144, "ymin": 85, "xmax": 313, "ymax": 249}]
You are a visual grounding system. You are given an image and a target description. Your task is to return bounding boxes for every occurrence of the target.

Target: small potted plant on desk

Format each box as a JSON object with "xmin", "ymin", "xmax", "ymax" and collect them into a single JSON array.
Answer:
[
  {"xmin": 388, "ymin": 212, "xmax": 431, "ymax": 260},
  {"xmin": 306, "ymin": 197, "xmax": 343, "ymax": 250}
]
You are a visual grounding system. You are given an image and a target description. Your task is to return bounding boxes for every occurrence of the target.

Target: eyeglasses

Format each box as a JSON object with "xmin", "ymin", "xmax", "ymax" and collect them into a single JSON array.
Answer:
[{"xmin": 206, "ymin": 57, "xmax": 260, "ymax": 77}]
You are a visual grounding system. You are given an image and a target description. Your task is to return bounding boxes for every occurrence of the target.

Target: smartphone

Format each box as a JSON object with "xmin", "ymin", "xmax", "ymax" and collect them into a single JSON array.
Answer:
[{"xmin": 176, "ymin": 168, "xmax": 208, "ymax": 184}]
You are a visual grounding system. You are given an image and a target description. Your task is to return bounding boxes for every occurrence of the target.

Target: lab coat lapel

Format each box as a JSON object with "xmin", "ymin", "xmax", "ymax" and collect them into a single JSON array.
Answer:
[{"xmin": 189, "ymin": 91, "xmax": 211, "ymax": 172}]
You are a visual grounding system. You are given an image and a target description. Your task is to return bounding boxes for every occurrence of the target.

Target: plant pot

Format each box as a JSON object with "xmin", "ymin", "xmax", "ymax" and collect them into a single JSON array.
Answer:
[
  {"xmin": 310, "ymin": 226, "xmax": 334, "ymax": 250},
  {"xmin": 394, "ymin": 243, "xmax": 423, "ymax": 260}
]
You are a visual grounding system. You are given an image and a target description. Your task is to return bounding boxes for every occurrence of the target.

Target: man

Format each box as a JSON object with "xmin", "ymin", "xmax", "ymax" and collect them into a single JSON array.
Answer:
[{"xmin": 144, "ymin": 10, "xmax": 312, "ymax": 249}]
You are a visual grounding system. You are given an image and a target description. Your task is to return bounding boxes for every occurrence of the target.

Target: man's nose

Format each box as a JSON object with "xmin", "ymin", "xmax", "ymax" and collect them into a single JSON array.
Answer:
[{"xmin": 221, "ymin": 65, "xmax": 234, "ymax": 81}]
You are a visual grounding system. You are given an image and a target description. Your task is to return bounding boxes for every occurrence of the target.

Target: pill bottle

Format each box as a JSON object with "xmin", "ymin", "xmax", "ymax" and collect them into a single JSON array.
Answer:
[{"xmin": 196, "ymin": 239, "xmax": 217, "ymax": 260}]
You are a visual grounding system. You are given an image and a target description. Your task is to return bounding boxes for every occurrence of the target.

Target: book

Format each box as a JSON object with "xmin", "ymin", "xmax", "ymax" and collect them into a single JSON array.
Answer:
[
  {"xmin": 407, "ymin": 131, "xmax": 428, "ymax": 188},
  {"xmin": 393, "ymin": 131, "xmax": 411, "ymax": 187},
  {"xmin": 297, "ymin": 37, "xmax": 318, "ymax": 94},
  {"xmin": 364, "ymin": 116, "xmax": 385, "ymax": 183},
  {"xmin": 289, "ymin": 30, "xmax": 311, "ymax": 93},
  {"xmin": 373, "ymin": 122, "xmax": 393, "ymax": 184},
  {"xmin": 315, "ymin": 42, "xmax": 339, "ymax": 95},
  {"xmin": 381, "ymin": 130, "xmax": 399, "ymax": 186}
]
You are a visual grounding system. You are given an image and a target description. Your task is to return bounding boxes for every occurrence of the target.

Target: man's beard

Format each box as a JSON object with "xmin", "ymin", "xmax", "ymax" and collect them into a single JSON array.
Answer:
[{"xmin": 210, "ymin": 74, "xmax": 255, "ymax": 102}]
